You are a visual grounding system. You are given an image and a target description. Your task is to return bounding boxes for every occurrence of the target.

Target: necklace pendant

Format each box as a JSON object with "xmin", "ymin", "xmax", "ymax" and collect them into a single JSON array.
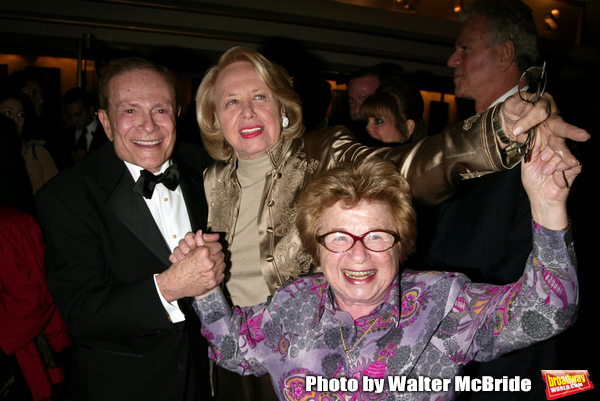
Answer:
[{"xmin": 344, "ymin": 350, "xmax": 352, "ymax": 365}]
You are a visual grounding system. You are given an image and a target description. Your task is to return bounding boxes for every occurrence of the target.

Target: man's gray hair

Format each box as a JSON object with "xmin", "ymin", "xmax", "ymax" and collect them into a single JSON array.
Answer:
[{"xmin": 460, "ymin": 0, "xmax": 540, "ymax": 70}]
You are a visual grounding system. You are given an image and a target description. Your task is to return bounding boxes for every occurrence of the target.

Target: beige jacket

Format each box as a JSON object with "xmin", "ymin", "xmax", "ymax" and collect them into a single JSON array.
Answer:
[
  {"xmin": 204, "ymin": 107, "xmax": 517, "ymax": 295},
  {"xmin": 21, "ymin": 139, "xmax": 59, "ymax": 194}
]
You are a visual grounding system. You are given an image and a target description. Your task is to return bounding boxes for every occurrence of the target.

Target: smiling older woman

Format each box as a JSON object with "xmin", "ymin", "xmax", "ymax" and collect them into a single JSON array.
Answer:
[
  {"xmin": 193, "ymin": 47, "xmax": 584, "ymax": 308},
  {"xmin": 181, "ymin": 46, "xmax": 587, "ymax": 400},
  {"xmin": 193, "ymin": 155, "xmax": 579, "ymax": 400}
]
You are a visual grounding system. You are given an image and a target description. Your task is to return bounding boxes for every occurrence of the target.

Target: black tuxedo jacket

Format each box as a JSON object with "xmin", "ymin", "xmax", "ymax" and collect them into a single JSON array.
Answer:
[{"xmin": 36, "ymin": 141, "xmax": 214, "ymax": 401}]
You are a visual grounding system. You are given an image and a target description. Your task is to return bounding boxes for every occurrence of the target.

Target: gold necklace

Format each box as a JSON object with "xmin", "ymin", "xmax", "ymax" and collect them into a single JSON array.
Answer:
[{"xmin": 338, "ymin": 319, "xmax": 377, "ymax": 365}]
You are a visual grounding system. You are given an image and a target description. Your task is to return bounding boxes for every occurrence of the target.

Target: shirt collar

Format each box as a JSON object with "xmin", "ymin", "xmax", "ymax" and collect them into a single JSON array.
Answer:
[
  {"xmin": 229, "ymin": 133, "xmax": 289, "ymax": 163},
  {"xmin": 226, "ymin": 135, "xmax": 291, "ymax": 181},
  {"xmin": 311, "ymin": 273, "xmax": 401, "ymax": 329},
  {"xmin": 266, "ymin": 135, "xmax": 291, "ymax": 168},
  {"xmin": 84, "ymin": 116, "xmax": 99, "ymax": 134},
  {"xmin": 124, "ymin": 159, "xmax": 172, "ymax": 181},
  {"xmin": 488, "ymin": 85, "xmax": 521, "ymax": 110}
]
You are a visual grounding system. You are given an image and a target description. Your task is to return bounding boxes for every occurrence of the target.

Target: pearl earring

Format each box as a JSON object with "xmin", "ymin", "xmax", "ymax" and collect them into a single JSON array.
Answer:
[{"xmin": 282, "ymin": 115, "xmax": 290, "ymax": 129}]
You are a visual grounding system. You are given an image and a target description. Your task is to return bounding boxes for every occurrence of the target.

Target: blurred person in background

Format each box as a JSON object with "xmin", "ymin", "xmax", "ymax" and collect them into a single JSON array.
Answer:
[
  {"xmin": 0, "ymin": 91, "xmax": 58, "ymax": 194},
  {"xmin": 359, "ymin": 80, "xmax": 426, "ymax": 145},
  {"xmin": 62, "ymin": 87, "xmax": 108, "ymax": 165}
]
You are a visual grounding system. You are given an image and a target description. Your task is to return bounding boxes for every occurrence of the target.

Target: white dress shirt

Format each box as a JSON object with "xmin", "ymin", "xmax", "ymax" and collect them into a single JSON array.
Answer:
[
  {"xmin": 125, "ymin": 160, "xmax": 191, "ymax": 323},
  {"xmin": 75, "ymin": 118, "xmax": 99, "ymax": 151},
  {"xmin": 489, "ymin": 84, "xmax": 521, "ymax": 110}
]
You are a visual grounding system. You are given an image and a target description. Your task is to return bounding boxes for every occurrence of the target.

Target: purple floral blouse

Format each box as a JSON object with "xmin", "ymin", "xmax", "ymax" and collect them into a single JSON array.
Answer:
[{"xmin": 194, "ymin": 224, "xmax": 578, "ymax": 400}]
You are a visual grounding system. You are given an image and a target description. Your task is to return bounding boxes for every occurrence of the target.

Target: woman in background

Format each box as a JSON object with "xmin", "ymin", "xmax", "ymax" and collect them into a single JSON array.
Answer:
[
  {"xmin": 0, "ymin": 91, "xmax": 58, "ymax": 194},
  {"xmin": 360, "ymin": 80, "xmax": 426, "ymax": 145}
]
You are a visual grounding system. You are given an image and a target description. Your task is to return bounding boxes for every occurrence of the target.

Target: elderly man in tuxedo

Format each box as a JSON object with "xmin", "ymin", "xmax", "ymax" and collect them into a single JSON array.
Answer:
[{"xmin": 36, "ymin": 57, "xmax": 224, "ymax": 401}]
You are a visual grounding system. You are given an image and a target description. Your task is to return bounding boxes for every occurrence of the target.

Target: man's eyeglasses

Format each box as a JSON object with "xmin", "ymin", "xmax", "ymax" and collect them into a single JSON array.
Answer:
[
  {"xmin": 515, "ymin": 61, "xmax": 548, "ymax": 163},
  {"xmin": 317, "ymin": 230, "xmax": 400, "ymax": 253}
]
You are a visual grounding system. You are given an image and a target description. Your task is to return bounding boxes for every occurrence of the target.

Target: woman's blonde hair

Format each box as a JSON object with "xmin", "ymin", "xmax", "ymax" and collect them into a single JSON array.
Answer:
[
  {"xmin": 296, "ymin": 159, "xmax": 417, "ymax": 266},
  {"xmin": 196, "ymin": 47, "xmax": 304, "ymax": 160}
]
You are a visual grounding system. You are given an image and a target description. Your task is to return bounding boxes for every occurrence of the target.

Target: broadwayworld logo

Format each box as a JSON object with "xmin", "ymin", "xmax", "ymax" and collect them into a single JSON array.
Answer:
[{"xmin": 542, "ymin": 370, "xmax": 594, "ymax": 399}]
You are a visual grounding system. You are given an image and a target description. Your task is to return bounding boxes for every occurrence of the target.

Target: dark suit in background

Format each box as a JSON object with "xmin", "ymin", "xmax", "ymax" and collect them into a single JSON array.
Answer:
[
  {"xmin": 67, "ymin": 120, "xmax": 108, "ymax": 153},
  {"xmin": 48, "ymin": 118, "xmax": 108, "ymax": 171},
  {"xmin": 414, "ymin": 166, "xmax": 531, "ymax": 281}
]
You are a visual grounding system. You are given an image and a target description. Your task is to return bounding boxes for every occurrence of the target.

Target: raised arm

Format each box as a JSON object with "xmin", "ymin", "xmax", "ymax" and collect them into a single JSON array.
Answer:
[
  {"xmin": 518, "ymin": 110, "xmax": 582, "ymax": 229},
  {"xmin": 431, "ymin": 130, "xmax": 581, "ymax": 363},
  {"xmin": 499, "ymin": 92, "xmax": 588, "ymax": 188}
]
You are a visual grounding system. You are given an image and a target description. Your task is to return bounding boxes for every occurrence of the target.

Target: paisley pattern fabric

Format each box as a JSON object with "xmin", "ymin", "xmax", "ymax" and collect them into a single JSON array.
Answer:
[
  {"xmin": 194, "ymin": 224, "xmax": 578, "ymax": 400},
  {"xmin": 204, "ymin": 109, "xmax": 517, "ymax": 299}
]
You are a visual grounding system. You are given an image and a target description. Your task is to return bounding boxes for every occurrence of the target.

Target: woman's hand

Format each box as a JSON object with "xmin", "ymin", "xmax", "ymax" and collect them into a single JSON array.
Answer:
[
  {"xmin": 501, "ymin": 92, "xmax": 589, "ymax": 188},
  {"xmin": 169, "ymin": 230, "xmax": 217, "ymax": 264},
  {"xmin": 157, "ymin": 231, "xmax": 225, "ymax": 301},
  {"xmin": 521, "ymin": 129, "xmax": 582, "ymax": 230}
]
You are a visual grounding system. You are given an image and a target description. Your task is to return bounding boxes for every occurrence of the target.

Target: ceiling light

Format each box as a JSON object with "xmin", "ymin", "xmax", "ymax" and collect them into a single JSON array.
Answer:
[{"xmin": 544, "ymin": 9, "xmax": 560, "ymax": 31}]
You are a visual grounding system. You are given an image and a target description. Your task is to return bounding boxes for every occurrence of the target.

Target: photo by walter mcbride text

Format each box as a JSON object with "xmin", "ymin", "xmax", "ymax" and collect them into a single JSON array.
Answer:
[{"xmin": 305, "ymin": 375, "xmax": 534, "ymax": 393}]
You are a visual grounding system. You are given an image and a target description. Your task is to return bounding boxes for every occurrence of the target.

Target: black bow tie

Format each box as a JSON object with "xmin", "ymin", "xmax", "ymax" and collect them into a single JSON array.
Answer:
[{"xmin": 132, "ymin": 164, "xmax": 180, "ymax": 199}]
